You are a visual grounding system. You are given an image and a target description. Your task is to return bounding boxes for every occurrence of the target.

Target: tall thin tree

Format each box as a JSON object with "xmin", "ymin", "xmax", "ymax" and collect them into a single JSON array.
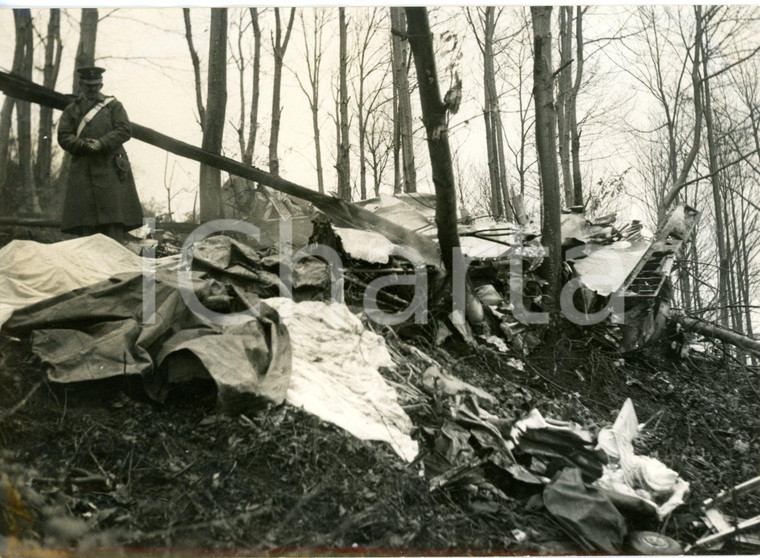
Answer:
[
  {"xmin": 230, "ymin": 7, "xmax": 261, "ymax": 166},
  {"xmin": 466, "ymin": 7, "xmax": 514, "ymax": 220},
  {"xmin": 13, "ymin": 9, "xmax": 40, "ymax": 214},
  {"xmin": 404, "ymin": 7, "xmax": 461, "ymax": 275},
  {"xmin": 0, "ymin": 8, "xmax": 30, "ymax": 204},
  {"xmin": 337, "ymin": 7, "xmax": 351, "ymax": 200},
  {"xmin": 35, "ymin": 9, "xmax": 63, "ymax": 199},
  {"xmin": 532, "ymin": 6, "xmax": 563, "ymax": 310},
  {"xmin": 293, "ymin": 8, "xmax": 327, "ymax": 193},
  {"xmin": 57, "ymin": 8, "xmax": 98, "ymax": 194},
  {"xmin": 556, "ymin": 6, "xmax": 574, "ymax": 207},
  {"xmin": 72, "ymin": 9, "xmax": 98, "ymax": 95},
  {"xmin": 199, "ymin": 8, "xmax": 227, "ymax": 222},
  {"xmin": 244, "ymin": 8, "xmax": 261, "ymax": 166},
  {"xmin": 701, "ymin": 17, "xmax": 729, "ymax": 329},
  {"xmin": 183, "ymin": 8, "xmax": 205, "ymax": 129},
  {"xmin": 569, "ymin": 6, "xmax": 585, "ymax": 206},
  {"xmin": 353, "ymin": 8, "xmax": 386, "ymax": 200},
  {"xmin": 390, "ymin": 7, "xmax": 417, "ymax": 194},
  {"xmin": 269, "ymin": 7, "xmax": 296, "ymax": 176}
]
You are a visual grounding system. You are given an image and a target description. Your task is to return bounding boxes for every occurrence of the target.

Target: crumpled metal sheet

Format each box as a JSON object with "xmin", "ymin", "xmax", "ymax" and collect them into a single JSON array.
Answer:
[
  {"xmin": 561, "ymin": 212, "xmax": 616, "ymax": 245},
  {"xmin": 570, "ymin": 240, "xmax": 650, "ymax": 296}
]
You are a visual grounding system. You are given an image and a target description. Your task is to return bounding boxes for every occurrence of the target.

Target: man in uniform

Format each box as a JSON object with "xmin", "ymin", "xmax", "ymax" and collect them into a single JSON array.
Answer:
[{"xmin": 57, "ymin": 66, "xmax": 143, "ymax": 242}]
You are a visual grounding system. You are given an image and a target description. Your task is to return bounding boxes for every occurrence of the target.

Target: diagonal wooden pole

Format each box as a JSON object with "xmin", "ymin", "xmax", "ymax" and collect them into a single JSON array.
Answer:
[{"xmin": 0, "ymin": 70, "xmax": 442, "ymax": 267}]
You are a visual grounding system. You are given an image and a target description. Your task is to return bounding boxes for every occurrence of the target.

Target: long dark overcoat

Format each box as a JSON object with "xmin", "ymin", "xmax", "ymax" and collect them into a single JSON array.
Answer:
[{"xmin": 57, "ymin": 94, "xmax": 143, "ymax": 234}]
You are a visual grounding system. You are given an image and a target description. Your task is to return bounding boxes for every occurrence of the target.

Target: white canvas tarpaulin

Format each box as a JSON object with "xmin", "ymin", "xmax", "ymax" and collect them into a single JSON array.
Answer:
[
  {"xmin": 266, "ymin": 297, "xmax": 419, "ymax": 462},
  {"xmin": 0, "ymin": 234, "xmax": 178, "ymax": 327},
  {"xmin": 1, "ymin": 236, "xmax": 417, "ymax": 462}
]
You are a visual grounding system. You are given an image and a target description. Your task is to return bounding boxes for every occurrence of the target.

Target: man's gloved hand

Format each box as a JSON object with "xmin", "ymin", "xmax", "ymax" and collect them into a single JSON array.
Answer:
[{"xmin": 84, "ymin": 139, "xmax": 103, "ymax": 152}]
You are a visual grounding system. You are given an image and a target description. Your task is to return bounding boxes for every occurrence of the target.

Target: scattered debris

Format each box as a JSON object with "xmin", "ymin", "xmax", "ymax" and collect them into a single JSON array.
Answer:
[
  {"xmin": 421, "ymin": 365, "xmax": 497, "ymax": 407},
  {"xmin": 688, "ymin": 476, "xmax": 760, "ymax": 552},
  {"xmin": 594, "ymin": 398, "xmax": 690, "ymax": 520}
]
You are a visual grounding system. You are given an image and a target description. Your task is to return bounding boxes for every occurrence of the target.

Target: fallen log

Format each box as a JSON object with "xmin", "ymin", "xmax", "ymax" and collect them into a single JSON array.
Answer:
[
  {"xmin": 0, "ymin": 70, "xmax": 441, "ymax": 267},
  {"xmin": 674, "ymin": 314, "xmax": 760, "ymax": 357}
]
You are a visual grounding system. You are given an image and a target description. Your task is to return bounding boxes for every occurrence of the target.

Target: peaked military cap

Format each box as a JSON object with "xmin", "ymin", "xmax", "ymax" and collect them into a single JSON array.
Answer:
[{"xmin": 77, "ymin": 66, "xmax": 106, "ymax": 84}]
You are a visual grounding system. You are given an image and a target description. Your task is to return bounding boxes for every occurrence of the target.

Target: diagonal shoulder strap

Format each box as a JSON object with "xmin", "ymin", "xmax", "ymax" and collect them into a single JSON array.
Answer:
[{"xmin": 76, "ymin": 96, "xmax": 115, "ymax": 137}]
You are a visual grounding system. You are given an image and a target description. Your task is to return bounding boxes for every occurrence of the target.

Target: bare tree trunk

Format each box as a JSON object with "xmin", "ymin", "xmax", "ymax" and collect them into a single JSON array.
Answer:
[
  {"xmin": 391, "ymin": 7, "xmax": 417, "ymax": 194},
  {"xmin": 35, "ymin": 9, "xmax": 63, "ymax": 202},
  {"xmin": 404, "ymin": 7, "xmax": 461, "ymax": 275},
  {"xmin": 557, "ymin": 6, "xmax": 573, "ymax": 207},
  {"xmin": 358, "ymin": 104, "xmax": 366, "ymax": 200},
  {"xmin": 337, "ymin": 7, "xmax": 351, "ymax": 200},
  {"xmin": 73, "ymin": 9, "xmax": 98, "ymax": 95},
  {"xmin": 724, "ymin": 193, "xmax": 744, "ymax": 350},
  {"xmin": 476, "ymin": 8, "xmax": 504, "ymax": 218},
  {"xmin": 392, "ymin": 54, "xmax": 401, "ymax": 195},
  {"xmin": 243, "ymin": 8, "xmax": 261, "ymax": 166},
  {"xmin": 494, "ymin": 110, "xmax": 514, "ymax": 220},
  {"xmin": 356, "ymin": 7, "xmax": 380, "ymax": 200},
  {"xmin": 293, "ymin": 9, "xmax": 326, "ymax": 192},
  {"xmin": 312, "ymin": 108, "xmax": 324, "ymax": 194},
  {"xmin": 356, "ymin": 13, "xmax": 368, "ymax": 200},
  {"xmin": 736, "ymin": 191, "xmax": 756, "ymax": 360},
  {"xmin": 14, "ymin": 9, "xmax": 40, "ymax": 214},
  {"xmin": 163, "ymin": 152, "xmax": 173, "ymax": 221},
  {"xmin": 354, "ymin": 9, "xmax": 384, "ymax": 200},
  {"xmin": 517, "ymin": 56, "xmax": 529, "ymax": 200},
  {"xmin": 569, "ymin": 6, "xmax": 584, "ymax": 206},
  {"xmin": 701, "ymin": 32, "xmax": 729, "ymax": 329},
  {"xmin": 232, "ymin": 7, "xmax": 261, "ymax": 168},
  {"xmin": 676, "ymin": 315, "xmax": 760, "ymax": 359},
  {"xmin": 0, "ymin": 8, "xmax": 29, "ymax": 203},
  {"xmin": 183, "ymin": 8, "xmax": 205, "ymax": 129},
  {"xmin": 532, "ymin": 6, "xmax": 563, "ymax": 310},
  {"xmin": 368, "ymin": 121, "xmax": 386, "ymax": 197},
  {"xmin": 199, "ymin": 8, "xmax": 227, "ymax": 222},
  {"xmin": 234, "ymin": 11, "xmax": 247, "ymax": 161},
  {"xmin": 299, "ymin": 10, "xmax": 325, "ymax": 193},
  {"xmin": 58, "ymin": 8, "xmax": 98, "ymax": 192},
  {"xmin": 269, "ymin": 7, "xmax": 295, "ymax": 176},
  {"xmin": 483, "ymin": 106, "xmax": 502, "ymax": 217},
  {"xmin": 467, "ymin": 7, "xmax": 514, "ymax": 220},
  {"xmin": 660, "ymin": 6, "xmax": 703, "ymax": 218},
  {"xmin": 690, "ymin": 240, "xmax": 703, "ymax": 310}
]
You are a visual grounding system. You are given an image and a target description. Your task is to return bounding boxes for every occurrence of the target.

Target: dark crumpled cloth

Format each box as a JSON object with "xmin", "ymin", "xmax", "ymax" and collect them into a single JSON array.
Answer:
[
  {"xmin": 3, "ymin": 271, "xmax": 292, "ymax": 411},
  {"xmin": 543, "ymin": 467, "xmax": 627, "ymax": 554}
]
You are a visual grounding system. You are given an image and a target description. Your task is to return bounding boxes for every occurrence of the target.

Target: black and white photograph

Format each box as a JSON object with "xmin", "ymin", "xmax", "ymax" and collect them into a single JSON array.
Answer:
[{"xmin": 0, "ymin": 4, "xmax": 759, "ymax": 556}]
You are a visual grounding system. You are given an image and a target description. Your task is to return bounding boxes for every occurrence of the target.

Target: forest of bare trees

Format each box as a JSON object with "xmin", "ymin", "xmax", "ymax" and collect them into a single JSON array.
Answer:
[
  {"xmin": 4, "ymin": 8, "xmax": 760, "ymax": 554},
  {"xmin": 1, "ymin": 5, "xmax": 760, "ymax": 346}
]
